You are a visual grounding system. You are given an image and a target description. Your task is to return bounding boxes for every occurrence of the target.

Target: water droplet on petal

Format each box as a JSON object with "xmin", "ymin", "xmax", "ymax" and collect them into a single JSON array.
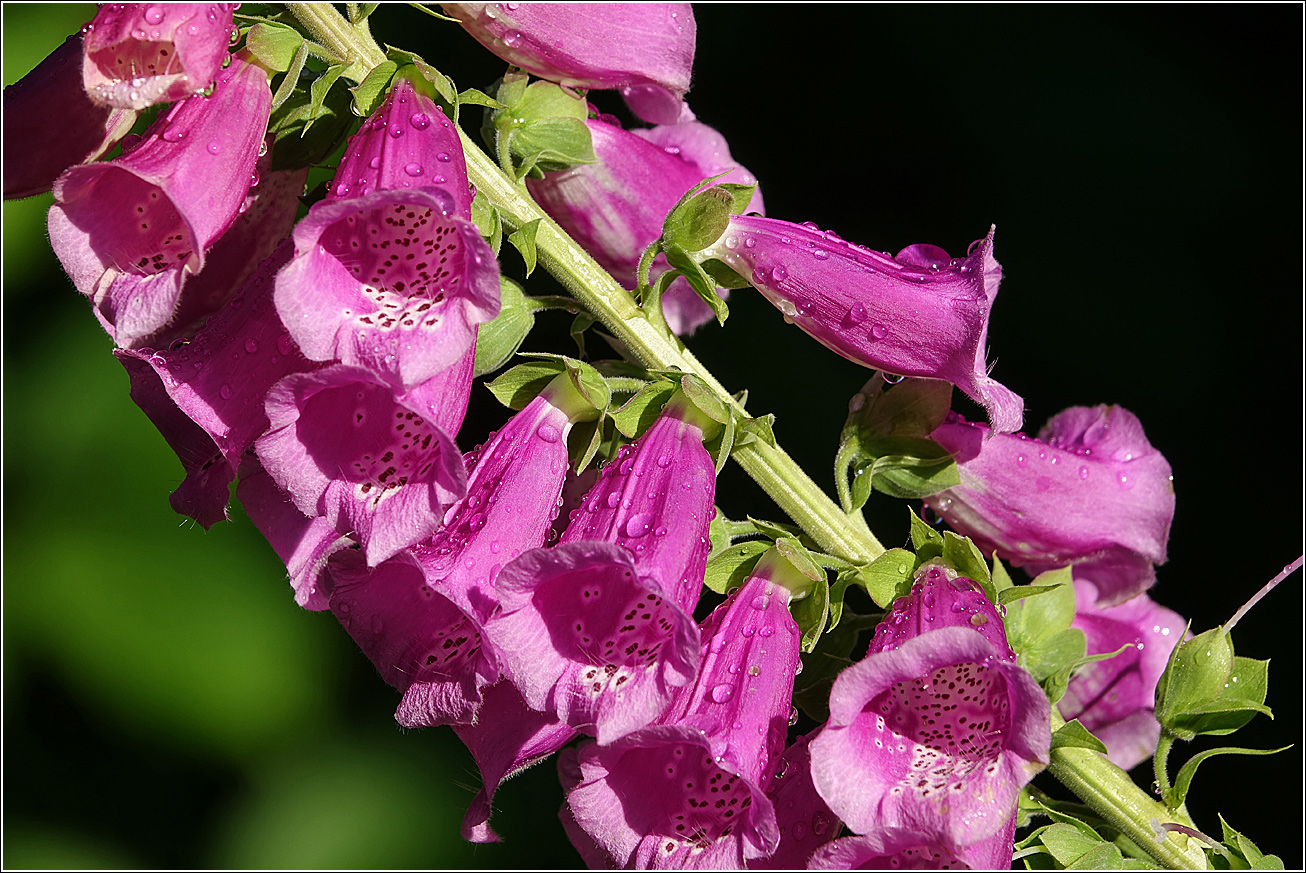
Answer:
[
  {"xmin": 870, "ymin": 323, "xmax": 888, "ymax": 340},
  {"xmin": 409, "ymin": 112, "xmax": 430, "ymax": 130},
  {"xmin": 244, "ymin": 339, "xmax": 258, "ymax": 354},
  {"xmin": 536, "ymin": 423, "xmax": 560, "ymax": 443},
  {"xmin": 847, "ymin": 303, "xmax": 867, "ymax": 325},
  {"xmin": 624, "ymin": 513, "xmax": 653, "ymax": 538},
  {"xmin": 437, "ymin": 152, "xmax": 452, "ymax": 162},
  {"xmin": 404, "ymin": 162, "xmax": 424, "ymax": 177},
  {"xmin": 161, "ymin": 127, "xmax": 185, "ymax": 143},
  {"xmin": 710, "ymin": 684, "xmax": 735, "ymax": 704},
  {"xmin": 206, "ymin": 141, "xmax": 220, "ymax": 155},
  {"xmin": 606, "ymin": 493, "xmax": 621, "ymax": 509},
  {"xmin": 219, "ymin": 384, "xmax": 233, "ymax": 400},
  {"xmin": 369, "ymin": 156, "xmax": 381, "ymax": 169},
  {"xmin": 1016, "ymin": 453, "xmax": 1027, "ymax": 467}
]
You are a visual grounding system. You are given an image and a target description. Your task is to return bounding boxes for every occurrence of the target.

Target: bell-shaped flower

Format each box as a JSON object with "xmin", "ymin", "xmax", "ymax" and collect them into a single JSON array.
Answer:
[
  {"xmin": 807, "ymin": 817, "xmax": 1018, "ymax": 871},
  {"xmin": 1058, "ymin": 581, "xmax": 1187, "ymax": 770},
  {"xmin": 323, "ymin": 373, "xmax": 604, "ymax": 728},
  {"xmin": 442, "ymin": 3, "xmax": 696, "ymax": 124},
  {"xmin": 484, "ymin": 393, "xmax": 717, "ymax": 743},
  {"xmin": 560, "ymin": 548, "xmax": 809, "ymax": 869},
  {"xmin": 254, "ymin": 358, "xmax": 471, "ymax": 566},
  {"xmin": 526, "ymin": 118, "xmax": 762, "ymax": 335},
  {"xmin": 924, "ymin": 404, "xmax": 1175, "ymax": 605},
  {"xmin": 3, "ymin": 33, "xmax": 137, "ymax": 200},
  {"xmin": 115, "ymin": 241, "xmax": 316, "ymax": 528},
  {"xmin": 82, "ymin": 3, "xmax": 236, "ymax": 109},
  {"xmin": 699, "ymin": 221, "xmax": 1023, "ymax": 433},
  {"xmin": 810, "ymin": 565, "xmax": 1049, "ymax": 853},
  {"xmin": 746, "ymin": 731, "xmax": 841, "ymax": 870},
  {"xmin": 274, "ymin": 76, "xmax": 498, "ymax": 391},
  {"xmin": 49, "ymin": 53, "xmax": 272, "ymax": 347}
]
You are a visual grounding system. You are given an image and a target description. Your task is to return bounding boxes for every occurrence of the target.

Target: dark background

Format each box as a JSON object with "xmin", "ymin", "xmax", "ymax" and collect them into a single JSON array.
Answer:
[{"xmin": 4, "ymin": 4, "xmax": 1302, "ymax": 868}]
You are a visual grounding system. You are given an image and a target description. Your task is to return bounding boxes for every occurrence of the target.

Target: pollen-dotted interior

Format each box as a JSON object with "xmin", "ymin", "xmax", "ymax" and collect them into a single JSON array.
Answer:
[
  {"xmin": 608, "ymin": 742, "xmax": 752, "ymax": 848},
  {"xmin": 870, "ymin": 844, "xmax": 964, "ymax": 870},
  {"xmin": 89, "ymin": 40, "xmax": 181, "ymax": 84},
  {"xmin": 78, "ymin": 168, "xmax": 192, "ymax": 275},
  {"xmin": 297, "ymin": 382, "xmax": 442, "ymax": 508},
  {"xmin": 320, "ymin": 204, "xmax": 464, "ymax": 331},
  {"xmin": 865, "ymin": 662, "xmax": 1011, "ymax": 799},
  {"xmin": 406, "ymin": 605, "xmax": 484, "ymax": 685}
]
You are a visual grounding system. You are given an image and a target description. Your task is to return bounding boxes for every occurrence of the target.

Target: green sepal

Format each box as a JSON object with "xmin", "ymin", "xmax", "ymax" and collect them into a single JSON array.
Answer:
[
  {"xmin": 1052, "ymin": 718, "xmax": 1110, "ymax": 755},
  {"xmin": 663, "ymin": 243, "xmax": 729, "ymax": 325},
  {"xmin": 677, "ymin": 374, "xmax": 730, "ymax": 425},
  {"xmin": 743, "ymin": 516, "xmax": 801, "ymax": 540},
  {"xmin": 1215, "ymin": 816, "xmax": 1285, "ymax": 870},
  {"xmin": 470, "ymin": 189, "xmax": 503, "ymax": 253},
  {"xmin": 350, "ymin": 60, "xmax": 398, "ymax": 116},
  {"xmin": 700, "ymin": 258, "xmax": 750, "ymax": 289},
  {"xmin": 387, "ymin": 56, "xmax": 457, "ymax": 115},
  {"xmin": 473, "ymin": 277, "xmax": 534, "ymax": 377},
  {"xmin": 857, "ymin": 548, "xmax": 916, "ymax": 609},
  {"xmin": 716, "ymin": 182, "xmax": 757, "ymax": 215},
  {"xmin": 1163, "ymin": 654, "xmax": 1272, "ymax": 739},
  {"xmin": 1165, "ymin": 745, "xmax": 1290, "ymax": 811},
  {"xmin": 507, "ymin": 217, "xmax": 541, "ymax": 277},
  {"xmin": 847, "ymin": 436, "xmax": 960, "ymax": 503},
  {"xmin": 609, "ymin": 379, "xmax": 678, "ymax": 439},
  {"xmin": 245, "ymin": 22, "xmax": 303, "ymax": 72},
  {"xmin": 908, "ymin": 507, "xmax": 944, "ymax": 561},
  {"xmin": 486, "ymin": 354, "xmax": 612, "ymax": 417},
  {"xmin": 265, "ymin": 65, "xmax": 355, "ymax": 172},
  {"xmin": 351, "ymin": 3, "xmax": 380, "ymax": 23},
  {"xmin": 1153, "ymin": 626, "xmax": 1267, "ymax": 739},
  {"xmin": 998, "ymin": 583, "xmax": 1061, "ymax": 606},
  {"xmin": 567, "ymin": 415, "xmax": 606, "ymax": 474},
  {"xmin": 734, "ymin": 413, "xmax": 776, "ymax": 449},
  {"xmin": 703, "ymin": 540, "xmax": 769, "ymax": 595},
  {"xmin": 458, "ymin": 87, "xmax": 503, "ymax": 110},
  {"xmin": 268, "ymin": 39, "xmax": 308, "ymax": 111},
  {"xmin": 774, "ymin": 536, "xmax": 824, "ymax": 584},
  {"xmin": 663, "ymin": 185, "xmax": 734, "ymax": 252},
  {"xmin": 568, "ymin": 311, "xmax": 595, "ymax": 358},
  {"xmin": 791, "ymin": 568, "xmax": 830, "ymax": 654},
  {"xmin": 941, "ymin": 532, "xmax": 994, "ymax": 599}
]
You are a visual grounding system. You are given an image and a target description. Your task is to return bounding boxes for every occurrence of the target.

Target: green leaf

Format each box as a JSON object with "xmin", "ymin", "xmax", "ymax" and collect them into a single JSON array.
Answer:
[
  {"xmin": 908, "ymin": 507, "xmax": 944, "ymax": 556},
  {"xmin": 663, "ymin": 243, "xmax": 728, "ymax": 325},
  {"xmin": 998, "ymin": 583, "xmax": 1062, "ymax": 606},
  {"xmin": 847, "ymin": 376, "xmax": 954, "ymax": 440},
  {"xmin": 858, "ymin": 548, "xmax": 916, "ymax": 608},
  {"xmin": 458, "ymin": 87, "xmax": 503, "ymax": 109},
  {"xmin": 473, "ymin": 278, "xmax": 534, "ymax": 378},
  {"xmin": 854, "ymin": 435, "xmax": 960, "ymax": 500},
  {"xmin": 609, "ymin": 380, "xmax": 678, "ymax": 439},
  {"xmin": 744, "ymin": 517, "xmax": 801, "ymax": 541},
  {"xmin": 308, "ymin": 62, "xmax": 348, "ymax": 123},
  {"xmin": 1023, "ymin": 627, "xmax": 1087, "ymax": 686},
  {"xmin": 942, "ymin": 531, "xmax": 992, "ymax": 595},
  {"xmin": 1166, "ymin": 745, "xmax": 1291, "ymax": 810},
  {"xmin": 510, "ymin": 116, "xmax": 597, "ymax": 178},
  {"xmin": 470, "ymin": 189, "xmax": 500, "ymax": 246},
  {"xmin": 700, "ymin": 257, "xmax": 750, "ymax": 289},
  {"xmin": 269, "ymin": 40, "xmax": 309, "ymax": 111},
  {"xmin": 1154, "ymin": 627, "xmax": 1240, "ymax": 738},
  {"xmin": 485, "ymin": 359, "xmax": 566, "ymax": 410},
  {"xmin": 246, "ymin": 22, "xmax": 303, "ymax": 72},
  {"xmin": 791, "ymin": 569, "xmax": 830, "ymax": 653},
  {"xmin": 716, "ymin": 182, "xmax": 758, "ymax": 215},
  {"xmin": 1041, "ymin": 823, "xmax": 1110, "ymax": 867},
  {"xmin": 567, "ymin": 415, "xmax": 605, "ymax": 474},
  {"xmin": 1005, "ymin": 566, "xmax": 1076, "ymax": 653},
  {"xmin": 1052, "ymin": 719, "xmax": 1110, "ymax": 754},
  {"xmin": 663, "ymin": 185, "xmax": 734, "ymax": 252},
  {"xmin": 507, "ymin": 217, "xmax": 541, "ymax": 277},
  {"xmin": 1067, "ymin": 843, "xmax": 1124, "ymax": 870},
  {"xmin": 351, "ymin": 3, "xmax": 380, "ymax": 23},
  {"xmin": 350, "ymin": 60, "xmax": 398, "ymax": 116},
  {"xmin": 704, "ymin": 541, "xmax": 770, "ymax": 595},
  {"xmin": 774, "ymin": 537, "xmax": 824, "ymax": 583}
]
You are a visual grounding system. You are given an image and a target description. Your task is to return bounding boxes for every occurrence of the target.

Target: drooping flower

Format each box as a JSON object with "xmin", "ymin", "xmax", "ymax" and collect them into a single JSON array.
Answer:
[
  {"xmin": 115, "ymin": 240, "xmax": 316, "ymax": 528},
  {"xmin": 526, "ymin": 118, "xmax": 763, "ymax": 334},
  {"xmin": 807, "ymin": 818, "xmax": 1018, "ymax": 871},
  {"xmin": 3, "ymin": 33, "xmax": 137, "ymax": 200},
  {"xmin": 924, "ymin": 404, "xmax": 1175, "ymax": 605},
  {"xmin": 322, "ymin": 372, "xmax": 606, "ymax": 728},
  {"xmin": 274, "ymin": 75, "xmax": 498, "ymax": 392},
  {"xmin": 442, "ymin": 3, "xmax": 696, "ymax": 124},
  {"xmin": 699, "ymin": 221, "xmax": 1023, "ymax": 433},
  {"xmin": 81, "ymin": 3, "xmax": 237, "ymax": 109},
  {"xmin": 810, "ymin": 565, "xmax": 1049, "ymax": 858},
  {"xmin": 254, "ymin": 359, "xmax": 471, "ymax": 566},
  {"xmin": 746, "ymin": 731, "xmax": 841, "ymax": 870},
  {"xmin": 560, "ymin": 548, "xmax": 809, "ymax": 869},
  {"xmin": 1058, "ymin": 580, "xmax": 1187, "ymax": 770},
  {"xmin": 485, "ymin": 392, "xmax": 718, "ymax": 743},
  {"xmin": 48, "ymin": 53, "xmax": 272, "ymax": 347}
]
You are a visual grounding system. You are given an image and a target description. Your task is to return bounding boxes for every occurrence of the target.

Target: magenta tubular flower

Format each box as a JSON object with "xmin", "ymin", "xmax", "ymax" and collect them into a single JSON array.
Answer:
[
  {"xmin": 274, "ymin": 77, "xmax": 498, "ymax": 391},
  {"xmin": 747, "ymin": 731, "xmax": 841, "ymax": 870},
  {"xmin": 115, "ymin": 241, "xmax": 317, "ymax": 528},
  {"xmin": 1058, "ymin": 581, "xmax": 1187, "ymax": 770},
  {"xmin": 48, "ymin": 54, "xmax": 272, "ymax": 347},
  {"xmin": 442, "ymin": 3, "xmax": 696, "ymax": 124},
  {"xmin": 484, "ymin": 396, "xmax": 717, "ymax": 743},
  {"xmin": 810, "ymin": 565, "xmax": 1049, "ymax": 856},
  {"xmin": 526, "ymin": 118, "xmax": 763, "ymax": 335},
  {"xmin": 924, "ymin": 404, "xmax": 1175, "ymax": 605},
  {"xmin": 82, "ymin": 3, "xmax": 236, "ymax": 109},
  {"xmin": 254, "ymin": 360, "xmax": 471, "ymax": 566},
  {"xmin": 3, "ymin": 33, "xmax": 137, "ymax": 200},
  {"xmin": 700, "ymin": 221, "xmax": 1023, "ymax": 433},
  {"xmin": 807, "ymin": 818, "xmax": 1016, "ymax": 871},
  {"xmin": 560, "ymin": 552, "xmax": 808, "ymax": 868},
  {"xmin": 323, "ymin": 377, "xmax": 599, "ymax": 728}
]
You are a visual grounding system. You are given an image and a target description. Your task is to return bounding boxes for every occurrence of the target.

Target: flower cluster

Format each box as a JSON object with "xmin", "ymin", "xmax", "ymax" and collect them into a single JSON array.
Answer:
[{"xmin": 8, "ymin": 3, "xmax": 1228, "ymax": 870}]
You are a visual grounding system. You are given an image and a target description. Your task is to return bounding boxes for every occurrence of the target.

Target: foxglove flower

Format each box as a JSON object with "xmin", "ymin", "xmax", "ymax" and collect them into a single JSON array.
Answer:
[
  {"xmin": 255, "ymin": 359, "xmax": 471, "ymax": 566},
  {"xmin": 82, "ymin": 3, "xmax": 237, "ymax": 109},
  {"xmin": 560, "ymin": 549, "xmax": 809, "ymax": 868},
  {"xmin": 810, "ymin": 565, "xmax": 1049, "ymax": 858},
  {"xmin": 274, "ymin": 76, "xmax": 498, "ymax": 391},
  {"xmin": 485, "ymin": 394, "xmax": 717, "ymax": 743},
  {"xmin": 3, "ymin": 33, "xmax": 137, "ymax": 200},
  {"xmin": 924, "ymin": 404, "xmax": 1175, "ymax": 605},
  {"xmin": 1058, "ymin": 581, "xmax": 1187, "ymax": 769},
  {"xmin": 49, "ymin": 53, "xmax": 272, "ymax": 347},
  {"xmin": 747, "ymin": 732, "xmax": 841, "ymax": 870},
  {"xmin": 526, "ymin": 119, "xmax": 763, "ymax": 335},
  {"xmin": 323, "ymin": 374, "xmax": 602, "ymax": 728},
  {"xmin": 700, "ymin": 222, "xmax": 1023, "ymax": 433},
  {"xmin": 808, "ymin": 819, "xmax": 1017, "ymax": 871},
  {"xmin": 115, "ymin": 241, "xmax": 315, "ymax": 528},
  {"xmin": 443, "ymin": 3, "xmax": 696, "ymax": 124}
]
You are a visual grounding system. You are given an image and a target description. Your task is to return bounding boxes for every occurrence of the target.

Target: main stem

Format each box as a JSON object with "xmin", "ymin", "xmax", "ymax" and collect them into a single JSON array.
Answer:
[{"xmin": 283, "ymin": 6, "xmax": 1209, "ymax": 868}]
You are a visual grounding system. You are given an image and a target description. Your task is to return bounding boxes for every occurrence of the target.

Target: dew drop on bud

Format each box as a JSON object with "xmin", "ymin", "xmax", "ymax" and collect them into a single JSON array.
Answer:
[
  {"xmin": 710, "ymin": 684, "xmax": 735, "ymax": 704},
  {"xmin": 404, "ymin": 162, "xmax": 424, "ymax": 177},
  {"xmin": 536, "ymin": 423, "xmax": 560, "ymax": 443}
]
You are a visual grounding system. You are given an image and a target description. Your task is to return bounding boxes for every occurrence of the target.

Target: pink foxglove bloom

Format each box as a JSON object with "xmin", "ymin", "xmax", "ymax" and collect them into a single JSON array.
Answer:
[
  {"xmin": 810, "ymin": 565, "xmax": 1049, "ymax": 861},
  {"xmin": 442, "ymin": 3, "xmax": 696, "ymax": 124},
  {"xmin": 82, "ymin": 3, "xmax": 236, "ymax": 109},
  {"xmin": 560, "ymin": 550, "xmax": 807, "ymax": 868},
  {"xmin": 3, "ymin": 33, "xmax": 137, "ymax": 200},
  {"xmin": 807, "ymin": 819, "xmax": 1016, "ymax": 871},
  {"xmin": 255, "ymin": 359, "xmax": 471, "ymax": 567},
  {"xmin": 1058, "ymin": 581, "xmax": 1187, "ymax": 770},
  {"xmin": 924, "ymin": 404, "xmax": 1175, "ymax": 605},
  {"xmin": 274, "ymin": 77, "xmax": 498, "ymax": 392},
  {"xmin": 49, "ymin": 54, "xmax": 272, "ymax": 347},
  {"xmin": 700, "ymin": 222, "xmax": 1023, "ymax": 433},
  {"xmin": 526, "ymin": 119, "xmax": 763, "ymax": 335},
  {"xmin": 323, "ymin": 376, "xmax": 599, "ymax": 728},
  {"xmin": 115, "ymin": 242, "xmax": 316, "ymax": 528},
  {"xmin": 485, "ymin": 396, "xmax": 717, "ymax": 743},
  {"xmin": 747, "ymin": 732, "xmax": 841, "ymax": 870}
]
